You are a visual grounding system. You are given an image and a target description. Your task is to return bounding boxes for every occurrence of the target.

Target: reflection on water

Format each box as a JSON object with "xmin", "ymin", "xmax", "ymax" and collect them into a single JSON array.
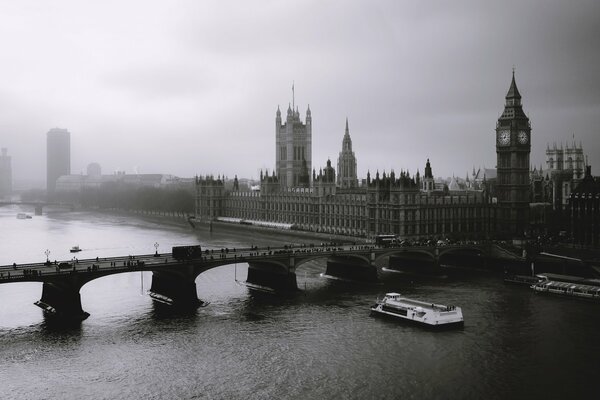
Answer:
[{"xmin": 1, "ymin": 205, "xmax": 599, "ymax": 399}]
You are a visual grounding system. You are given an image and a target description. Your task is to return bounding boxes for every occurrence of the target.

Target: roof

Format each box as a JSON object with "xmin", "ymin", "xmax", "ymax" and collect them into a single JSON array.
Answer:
[
  {"xmin": 506, "ymin": 71, "xmax": 521, "ymax": 99},
  {"xmin": 484, "ymin": 168, "xmax": 497, "ymax": 180}
]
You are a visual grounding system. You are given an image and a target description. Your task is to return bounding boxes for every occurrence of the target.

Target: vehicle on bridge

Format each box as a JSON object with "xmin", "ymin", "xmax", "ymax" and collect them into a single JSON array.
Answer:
[
  {"xmin": 172, "ymin": 245, "xmax": 203, "ymax": 260},
  {"xmin": 374, "ymin": 234, "xmax": 397, "ymax": 247},
  {"xmin": 58, "ymin": 262, "xmax": 72, "ymax": 270}
]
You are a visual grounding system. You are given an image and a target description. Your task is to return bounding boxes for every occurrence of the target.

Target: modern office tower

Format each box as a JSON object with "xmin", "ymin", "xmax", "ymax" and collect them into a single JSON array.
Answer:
[
  {"xmin": 495, "ymin": 71, "xmax": 531, "ymax": 237},
  {"xmin": 47, "ymin": 128, "xmax": 71, "ymax": 194},
  {"xmin": 0, "ymin": 147, "xmax": 12, "ymax": 197}
]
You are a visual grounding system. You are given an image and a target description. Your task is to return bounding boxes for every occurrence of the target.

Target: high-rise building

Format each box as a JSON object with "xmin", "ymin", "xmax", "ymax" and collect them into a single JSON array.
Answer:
[
  {"xmin": 47, "ymin": 128, "xmax": 71, "ymax": 194},
  {"xmin": 337, "ymin": 118, "xmax": 358, "ymax": 189},
  {"xmin": 275, "ymin": 102, "xmax": 312, "ymax": 188},
  {"xmin": 0, "ymin": 147, "xmax": 12, "ymax": 197},
  {"xmin": 495, "ymin": 71, "xmax": 531, "ymax": 237}
]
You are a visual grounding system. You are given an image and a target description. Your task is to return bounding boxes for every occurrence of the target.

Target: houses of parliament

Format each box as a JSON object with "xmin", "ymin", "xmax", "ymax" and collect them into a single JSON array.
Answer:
[{"xmin": 195, "ymin": 74, "xmax": 598, "ymax": 243}]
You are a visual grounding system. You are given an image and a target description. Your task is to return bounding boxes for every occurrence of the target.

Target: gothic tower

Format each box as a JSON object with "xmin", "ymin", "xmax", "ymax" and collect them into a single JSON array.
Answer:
[
  {"xmin": 495, "ymin": 71, "xmax": 531, "ymax": 237},
  {"xmin": 337, "ymin": 118, "xmax": 358, "ymax": 188},
  {"xmin": 422, "ymin": 158, "xmax": 435, "ymax": 192},
  {"xmin": 275, "ymin": 99, "xmax": 312, "ymax": 188}
]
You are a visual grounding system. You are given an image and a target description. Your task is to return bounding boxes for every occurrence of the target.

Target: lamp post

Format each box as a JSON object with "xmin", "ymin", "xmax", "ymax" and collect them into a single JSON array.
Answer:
[
  {"xmin": 44, "ymin": 249, "xmax": 50, "ymax": 264},
  {"xmin": 154, "ymin": 242, "xmax": 160, "ymax": 257}
]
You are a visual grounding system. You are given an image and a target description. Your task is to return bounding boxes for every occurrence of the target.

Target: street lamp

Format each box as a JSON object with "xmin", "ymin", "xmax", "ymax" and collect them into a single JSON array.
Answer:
[
  {"xmin": 44, "ymin": 249, "xmax": 50, "ymax": 264},
  {"xmin": 154, "ymin": 242, "xmax": 160, "ymax": 257}
]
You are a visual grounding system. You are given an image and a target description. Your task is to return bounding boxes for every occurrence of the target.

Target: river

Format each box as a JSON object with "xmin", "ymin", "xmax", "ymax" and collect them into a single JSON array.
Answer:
[{"xmin": 0, "ymin": 205, "xmax": 598, "ymax": 399}]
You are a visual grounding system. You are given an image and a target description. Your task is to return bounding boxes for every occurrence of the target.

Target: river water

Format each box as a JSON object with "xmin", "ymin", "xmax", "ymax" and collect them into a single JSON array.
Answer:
[{"xmin": 0, "ymin": 205, "xmax": 598, "ymax": 399}]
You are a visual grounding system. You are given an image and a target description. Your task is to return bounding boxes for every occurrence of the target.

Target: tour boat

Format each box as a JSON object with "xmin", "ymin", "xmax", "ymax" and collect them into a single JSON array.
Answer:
[
  {"xmin": 16, "ymin": 213, "xmax": 32, "ymax": 219},
  {"xmin": 371, "ymin": 292, "xmax": 464, "ymax": 327},
  {"xmin": 531, "ymin": 274, "xmax": 600, "ymax": 301},
  {"xmin": 70, "ymin": 245, "xmax": 82, "ymax": 253}
]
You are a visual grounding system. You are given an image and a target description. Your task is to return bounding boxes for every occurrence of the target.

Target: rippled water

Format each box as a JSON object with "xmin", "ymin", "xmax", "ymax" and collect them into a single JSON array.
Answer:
[{"xmin": 0, "ymin": 205, "xmax": 598, "ymax": 399}]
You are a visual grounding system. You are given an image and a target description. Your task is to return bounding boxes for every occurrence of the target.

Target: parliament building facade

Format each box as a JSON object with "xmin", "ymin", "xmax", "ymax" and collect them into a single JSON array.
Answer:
[{"xmin": 195, "ymin": 76, "xmax": 538, "ymax": 240}]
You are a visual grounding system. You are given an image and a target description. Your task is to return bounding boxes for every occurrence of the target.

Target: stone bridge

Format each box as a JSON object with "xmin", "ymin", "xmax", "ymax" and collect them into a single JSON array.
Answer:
[
  {"xmin": 0, "ymin": 201, "xmax": 75, "ymax": 215},
  {"xmin": 0, "ymin": 243, "xmax": 496, "ymax": 319}
]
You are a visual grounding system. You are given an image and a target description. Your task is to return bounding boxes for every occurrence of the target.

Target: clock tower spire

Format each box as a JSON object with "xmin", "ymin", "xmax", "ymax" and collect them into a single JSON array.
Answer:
[{"xmin": 495, "ymin": 70, "xmax": 531, "ymax": 238}]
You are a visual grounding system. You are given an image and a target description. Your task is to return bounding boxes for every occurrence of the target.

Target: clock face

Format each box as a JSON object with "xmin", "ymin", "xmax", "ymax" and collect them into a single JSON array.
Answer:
[
  {"xmin": 518, "ymin": 130, "xmax": 528, "ymax": 144},
  {"xmin": 497, "ymin": 130, "xmax": 510, "ymax": 146}
]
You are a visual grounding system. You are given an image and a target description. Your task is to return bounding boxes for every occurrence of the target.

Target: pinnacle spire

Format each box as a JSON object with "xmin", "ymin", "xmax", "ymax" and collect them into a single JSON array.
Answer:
[{"xmin": 506, "ymin": 68, "xmax": 521, "ymax": 99}]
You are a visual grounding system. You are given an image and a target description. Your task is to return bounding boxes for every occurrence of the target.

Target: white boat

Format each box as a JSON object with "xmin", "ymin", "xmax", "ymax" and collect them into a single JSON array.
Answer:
[
  {"xmin": 70, "ymin": 245, "xmax": 82, "ymax": 253},
  {"xmin": 370, "ymin": 292, "xmax": 464, "ymax": 327}
]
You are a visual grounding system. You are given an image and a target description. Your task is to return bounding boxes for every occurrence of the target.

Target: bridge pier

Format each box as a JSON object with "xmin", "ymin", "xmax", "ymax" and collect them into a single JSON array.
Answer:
[
  {"xmin": 35, "ymin": 281, "xmax": 89, "ymax": 320},
  {"xmin": 246, "ymin": 261, "xmax": 297, "ymax": 292},
  {"xmin": 149, "ymin": 267, "xmax": 204, "ymax": 307},
  {"xmin": 324, "ymin": 255, "xmax": 377, "ymax": 282}
]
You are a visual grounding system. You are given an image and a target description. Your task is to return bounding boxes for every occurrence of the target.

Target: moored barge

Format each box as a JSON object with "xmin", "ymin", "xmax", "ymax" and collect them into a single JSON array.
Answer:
[{"xmin": 531, "ymin": 274, "xmax": 600, "ymax": 301}]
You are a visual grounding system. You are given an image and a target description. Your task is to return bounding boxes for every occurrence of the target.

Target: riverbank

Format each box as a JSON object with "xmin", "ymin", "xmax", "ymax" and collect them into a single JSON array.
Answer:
[{"xmin": 95, "ymin": 208, "xmax": 368, "ymax": 246}]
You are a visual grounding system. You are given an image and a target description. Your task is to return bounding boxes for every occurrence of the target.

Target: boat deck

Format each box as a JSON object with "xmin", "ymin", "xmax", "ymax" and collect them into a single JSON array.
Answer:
[{"xmin": 385, "ymin": 296, "xmax": 457, "ymax": 312}]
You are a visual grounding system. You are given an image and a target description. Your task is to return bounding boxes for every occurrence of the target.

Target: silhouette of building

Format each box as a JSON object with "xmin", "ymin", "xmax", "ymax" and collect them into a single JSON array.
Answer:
[
  {"xmin": 87, "ymin": 162, "xmax": 101, "ymax": 177},
  {"xmin": 495, "ymin": 71, "xmax": 531, "ymax": 237},
  {"xmin": 569, "ymin": 166, "xmax": 600, "ymax": 246},
  {"xmin": 337, "ymin": 119, "xmax": 358, "ymax": 189},
  {"xmin": 47, "ymin": 128, "xmax": 71, "ymax": 194},
  {"xmin": 275, "ymin": 101, "xmax": 312, "ymax": 188},
  {"xmin": 0, "ymin": 148, "xmax": 12, "ymax": 197}
]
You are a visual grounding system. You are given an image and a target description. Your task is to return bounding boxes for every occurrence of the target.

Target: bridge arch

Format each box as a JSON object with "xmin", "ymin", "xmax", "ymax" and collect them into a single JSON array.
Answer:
[{"xmin": 438, "ymin": 246, "xmax": 487, "ymax": 268}]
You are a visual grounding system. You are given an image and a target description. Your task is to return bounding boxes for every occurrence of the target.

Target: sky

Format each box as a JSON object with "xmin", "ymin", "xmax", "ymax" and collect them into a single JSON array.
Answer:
[{"xmin": 1, "ymin": 0, "xmax": 599, "ymax": 186}]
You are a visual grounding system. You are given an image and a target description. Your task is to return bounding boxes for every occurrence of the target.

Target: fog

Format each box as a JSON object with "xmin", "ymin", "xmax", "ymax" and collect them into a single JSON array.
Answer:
[{"xmin": 1, "ymin": 0, "xmax": 599, "ymax": 186}]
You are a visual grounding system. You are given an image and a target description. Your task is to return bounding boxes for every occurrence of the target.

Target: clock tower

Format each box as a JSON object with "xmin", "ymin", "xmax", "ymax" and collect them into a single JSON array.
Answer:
[{"xmin": 495, "ymin": 71, "xmax": 531, "ymax": 237}]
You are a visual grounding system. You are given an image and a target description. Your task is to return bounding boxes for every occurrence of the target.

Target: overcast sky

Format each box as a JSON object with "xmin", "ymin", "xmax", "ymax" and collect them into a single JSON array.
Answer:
[{"xmin": 1, "ymin": 0, "xmax": 599, "ymax": 185}]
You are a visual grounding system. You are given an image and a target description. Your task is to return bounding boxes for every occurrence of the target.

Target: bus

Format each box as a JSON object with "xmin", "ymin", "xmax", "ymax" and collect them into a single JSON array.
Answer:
[{"xmin": 374, "ymin": 235, "xmax": 397, "ymax": 247}]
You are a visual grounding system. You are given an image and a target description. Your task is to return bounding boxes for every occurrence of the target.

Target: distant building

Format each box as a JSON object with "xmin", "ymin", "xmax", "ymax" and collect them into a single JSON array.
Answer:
[
  {"xmin": 47, "ymin": 128, "xmax": 71, "ymax": 194},
  {"xmin": 87, "ymin": 162, "xmax": 101, "ymax": 176},
  {"xmin": 275, "ymin": 103, "xmax": 312, "ymax": 188},
  {"xmin": 569, "ymin": 166, "xmax": 600, "ymax": 246},
  {"xmin": 546, "ymin": 141, "xmax": 586, "ymax": 180},
  {"xmin": 0, "ymin": 148, "xmax": 12, "ymax": 197},
  {"xmin": 55, "ymin": 173, "xmax": 186, "ymax": 193},
  {"xmin": 532, "ymin": 140, "xmax": 589, "ymax": 211},
  {"xmin": 337, "ymin": 119, "xmax": 358, "ymax": 189}
]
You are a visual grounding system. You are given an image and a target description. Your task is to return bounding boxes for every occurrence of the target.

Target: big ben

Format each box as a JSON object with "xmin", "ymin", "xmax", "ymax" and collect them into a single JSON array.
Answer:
[{"xmin": 496, "ymin": 71, "xmax": 531, "ymax": 237}]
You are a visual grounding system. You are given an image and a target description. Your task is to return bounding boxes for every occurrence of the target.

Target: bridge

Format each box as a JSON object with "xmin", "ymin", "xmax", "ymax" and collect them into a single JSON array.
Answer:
[
  {"xmin": 0, "ymin": 200, "xmax": 75, "ymax": 215},
  {"xmin": 0, "ymin": 242, "xmax": 497, "ymax": 320}
]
